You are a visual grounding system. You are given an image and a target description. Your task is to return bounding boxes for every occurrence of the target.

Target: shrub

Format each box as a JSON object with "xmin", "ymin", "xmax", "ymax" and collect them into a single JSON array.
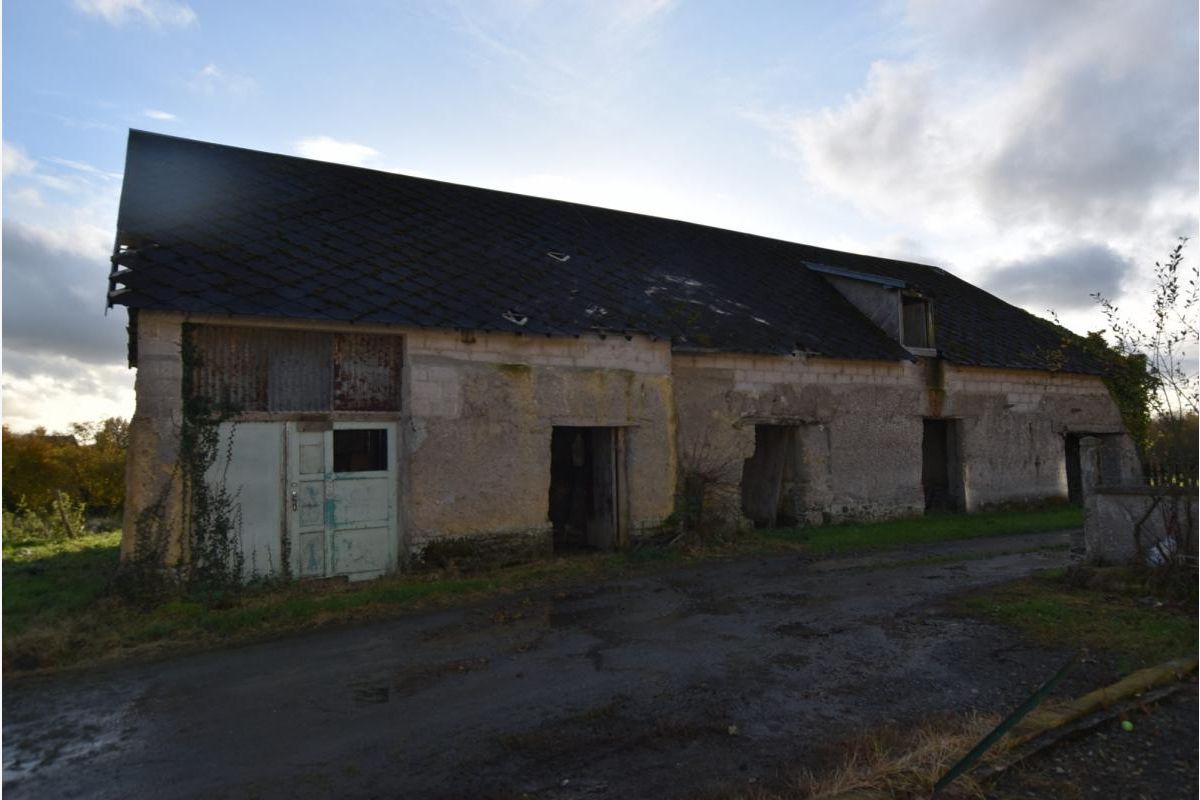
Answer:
[{"xmin": 3, "ymin": 492, "xmax": 87, "ymax": 541}]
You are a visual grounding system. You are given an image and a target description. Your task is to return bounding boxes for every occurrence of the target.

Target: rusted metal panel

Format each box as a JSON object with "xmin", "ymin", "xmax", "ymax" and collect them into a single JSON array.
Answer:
[
  {"xmin": 334, "ymin": 333, "xmax": 402, "ymax": 411},
  {"xmin": 190, "ymin": 325, "xmax": 269, "ymax": 411},
  {"xmin": 191, "ymin": 325, "xmax": 331, "ymax": 413},
  {"xmin": 264, "ymin": 329, "xmax": 332, "ymax": 412},
  {"xmin": 190, "ymin": 325, "xmax": 401, "ymax": 414}
]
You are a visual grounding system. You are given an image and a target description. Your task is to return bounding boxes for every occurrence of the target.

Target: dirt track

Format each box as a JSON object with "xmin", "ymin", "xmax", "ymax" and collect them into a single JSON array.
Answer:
[{"xmin": 5, "ymin": 531, "xmax": 1102, "ymax": 799}]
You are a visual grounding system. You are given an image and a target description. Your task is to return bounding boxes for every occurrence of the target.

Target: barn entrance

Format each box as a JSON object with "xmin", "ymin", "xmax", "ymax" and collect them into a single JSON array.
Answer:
[
  {"xmin": 922, "ymin": 418, "xmax": 963, "ymax": 512},
  {"xmin": 1064, "ymin": 433, "xmax": 1084, "ymax": 504},
  {"xmin": 548, "ymin": 427, "xmax": 620, "ymax": 551},
  {"xmin": 740, "ymin": 425, "xmax": 801, "ymax": 528},
  {"xmin": 286, "ymin": 421, "xmax": 398, "ymax": 581}
]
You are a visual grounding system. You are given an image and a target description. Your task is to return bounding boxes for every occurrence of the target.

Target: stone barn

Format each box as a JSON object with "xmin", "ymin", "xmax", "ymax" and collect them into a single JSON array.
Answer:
[{"xmin": 107, "ymin": 131, "xmax": 1135, "ymax": 581}]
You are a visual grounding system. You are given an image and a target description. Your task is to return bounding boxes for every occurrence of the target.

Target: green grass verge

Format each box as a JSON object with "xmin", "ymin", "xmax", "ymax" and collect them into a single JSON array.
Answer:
[
  {"xmin": 758, "ymin": 506, "xmax": 1081, "ymax": 554},
  {"xmin": 4, "ymin": 532, "xmax": 123, "ymax": 634},
  {"xmin": 956, "ymin": 569, "xmax": 1198, "ymax": 670},
  {"xmin": 2, "ymin": 533, "xmax": 671, "ymax": 674},
  {"xmin": 3, "ymin": 507, "xmax": 1081, "ymax": 675}
]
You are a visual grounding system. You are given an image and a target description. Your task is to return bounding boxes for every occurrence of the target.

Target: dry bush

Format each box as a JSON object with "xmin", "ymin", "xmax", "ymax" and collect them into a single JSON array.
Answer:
[
  {"xmin": 673, "ymin": 430, "xmax": 745, "ymax": 545},
  {"xmin": 718, "ymin": 713, "xmax": 1007, "ymax": 800}
]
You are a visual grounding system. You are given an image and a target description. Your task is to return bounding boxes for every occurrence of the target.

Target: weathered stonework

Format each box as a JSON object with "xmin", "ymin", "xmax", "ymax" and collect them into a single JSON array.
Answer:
[
  {"xmin": 122, "ymin": 311, "xmax": 186, "ymax": 563},
  {"xmin": 414, "ymin": 528, "xmax": 553, "ymax": 572},
  {"xmin": 1077, "ymin": 435, "xmax": 1194, "ymax": 565},
  {"xmin": 121, "ymin": 309, "xmax": 1131, "ymax": 576},
  {"xmin": 672, "ymin": 353, "xmax": 1127, "ymax": 524},
  {"xmin": 403, "ymin": 329, "xmax": 676, "ymax": 549}
]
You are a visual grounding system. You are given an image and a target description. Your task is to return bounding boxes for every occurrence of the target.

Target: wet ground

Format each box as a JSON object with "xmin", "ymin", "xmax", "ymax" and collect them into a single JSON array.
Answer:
[
  {"xmin": 3, "ymin": 531, "xmax": 1114, "ymax": 799},
  {"xmin": 989, "ymin": 683, "xmax": 1198, "ymax": 800}
]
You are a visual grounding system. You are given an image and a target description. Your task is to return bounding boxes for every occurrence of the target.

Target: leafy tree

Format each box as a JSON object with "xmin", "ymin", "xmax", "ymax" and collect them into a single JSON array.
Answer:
[
  {"xmin": 2, "ymin": 417, "xmax": 129, "ymax": 519},
  {"xmin": 67, "ymin": 418, "xmax": 129, "ymax": 516},
  {"xmin": 2, "ymin": 426, "xmax": 79, "ymax": 513}
]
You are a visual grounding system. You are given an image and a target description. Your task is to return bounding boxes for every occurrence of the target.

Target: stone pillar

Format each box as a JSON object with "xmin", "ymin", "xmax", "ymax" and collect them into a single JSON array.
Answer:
[
  {"xmin": 1113, "ymin": 432, "xmax": 1144, "ymax": 486},
  {"xmin": 1079, "ymin": 436, "xmax": 1101, "ymax": 562},
  {"xmin": 120, "ymin": 312, "xmax": 187, "ymax": 566},
  {"xmin": 796, "ymin": 424, "xmax": 833, "ymax": 526}
]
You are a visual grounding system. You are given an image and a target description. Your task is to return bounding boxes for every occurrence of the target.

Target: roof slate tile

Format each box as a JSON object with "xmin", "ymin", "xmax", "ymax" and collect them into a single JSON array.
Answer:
[{"xmin": 108, "ymin": 131, "xmax": 1101, "ymax": 372}]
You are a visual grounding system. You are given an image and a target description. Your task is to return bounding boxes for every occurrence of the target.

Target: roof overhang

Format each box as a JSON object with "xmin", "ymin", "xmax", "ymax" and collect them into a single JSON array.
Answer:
[{"xmin": 805, "ymin": 262, "xmax": 907, "ymax": 289}]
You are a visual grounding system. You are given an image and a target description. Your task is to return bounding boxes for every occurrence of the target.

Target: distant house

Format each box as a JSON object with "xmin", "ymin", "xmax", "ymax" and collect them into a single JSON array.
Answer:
[{"xmin": 108, "ymin": 131, "xmax": 1136, "ymax": 580}]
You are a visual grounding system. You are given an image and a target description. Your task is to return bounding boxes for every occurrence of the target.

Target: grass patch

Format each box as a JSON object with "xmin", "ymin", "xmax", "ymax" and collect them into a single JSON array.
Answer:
[
  {"xmin": 3, "ymin": 507, "xmax": 1080, "ymax": 676},
  {"xmin": 758, "ymin": 506, "xmax": 1081, "ymax": 555},
  {"xmin": 720, "ymin": 712, "xmax": 1004, "ymax": 800},
  {"xmin": 2, "ymin": 531, "xmax": 687, "ymax": 675},
  {"xmin": 4, "ymin": 531, "xmax": 123, "ymax": 635},
  {"xmin": 956, "ymin": 568, "xmax": 1198, "ymax": 670}
]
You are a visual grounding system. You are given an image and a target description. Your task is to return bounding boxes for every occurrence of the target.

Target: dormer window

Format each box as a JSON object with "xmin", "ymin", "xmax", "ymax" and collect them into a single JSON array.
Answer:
[{"xmin": 901, "ymin": 294, "xmax": 933, "ymax": 349}]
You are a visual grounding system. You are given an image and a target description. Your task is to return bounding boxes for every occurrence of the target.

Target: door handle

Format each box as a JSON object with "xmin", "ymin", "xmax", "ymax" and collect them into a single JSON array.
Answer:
[{"xmin": 291, "ymin": 483, "xmax": 298, "ymax": 511}]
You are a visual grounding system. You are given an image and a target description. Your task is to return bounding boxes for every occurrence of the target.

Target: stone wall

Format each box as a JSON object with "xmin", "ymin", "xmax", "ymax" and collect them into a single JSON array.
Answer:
[
  {"xmin": 672, "ymin": 353, "xmax": 927, "ymax": 523},
  {"xmin": 1079, "ymin": 435, "xmax": 1195, "ymax": 564},
  {"xmin": 1086, "ymin": 489, "xmax": 1198, "ymax": 564},
  {"xmin": 672, "ymin": 353, "xmax": 1126, "ymax": 525},
  {"xmin": 119, "ymin": 312, "xmax": 677, "ymax": 567},
  {"xmin": 122, "ymin": 310, "xmax": 185, "ymax": 562},
  {"xmin": 403, "ymin": 329, "xmax": 676, "ymax": 554},
  {"xmin": 121, "ymin": 310, "xmax": 1129, "ymax": 572},
  {"xmin": 940, "ymin": 366, "xmax": 1128, "ymax": 510}
]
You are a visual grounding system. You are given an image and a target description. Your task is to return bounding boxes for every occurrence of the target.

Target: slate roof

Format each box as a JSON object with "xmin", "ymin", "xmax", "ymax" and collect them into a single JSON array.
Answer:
[{"xmin": 109, "ymin": 130, "xmax": 1100, "ymax": 373}]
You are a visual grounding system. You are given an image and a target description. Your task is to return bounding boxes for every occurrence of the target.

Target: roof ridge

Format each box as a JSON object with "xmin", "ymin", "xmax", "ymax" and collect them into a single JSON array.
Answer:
[{"xmin": 124, "ymin": 129, "xmax": 947, "ymax": 278}]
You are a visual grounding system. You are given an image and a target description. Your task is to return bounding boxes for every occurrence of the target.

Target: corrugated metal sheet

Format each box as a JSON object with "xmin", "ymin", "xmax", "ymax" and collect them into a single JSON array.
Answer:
[
  {"xmin": 190, "ymin": 325, "xmax": 401, "ymax": 413},
  {"xmin": 265, "ymin": 329, "xmax": 332, "ymax": 412},
  {"xmin": 334, "ymin": 333, "xmax": 402, "ymax": 411},
  {"xmin": 190, "ymin": 325, "xmax": 268, "ymax": 411}
]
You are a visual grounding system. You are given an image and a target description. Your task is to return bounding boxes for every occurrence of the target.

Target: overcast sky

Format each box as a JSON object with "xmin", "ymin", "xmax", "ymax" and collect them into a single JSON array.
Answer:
[{"xmin": 3, "ymin": 0, "xmax": 1197, "ymax": 432}]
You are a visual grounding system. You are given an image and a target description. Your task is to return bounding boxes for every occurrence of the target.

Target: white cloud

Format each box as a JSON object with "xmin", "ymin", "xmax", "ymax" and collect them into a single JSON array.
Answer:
[
  {"xmin": 293, "ymin": 136, "xmax": 379, "ymax": 167},
  {"xmin": 2, "ymin": 218, "xmax": 118, "ymax": 355},
  {"xmin": 608, "ymin": 0, "xmax": 678, "ymax": 31},
  {"xmin": 2, "ymin": 358, "xmax": 135, "ymax": 434},
  {"xmin": 2, "ymin": 138, "xmax": 126, "ymax": 432},
  {"xmin": 189, "ymin": 63, "xmax": 257, "ymax": 97},
  {"xmin": 984, "ymin": 243, "xmax": 1133, "ymax": 311},
  {"xmin": 6, "ymin": 187, "xmax": 45, "ymax": 210},
  {"xmin": 762, "ymin": 0, "xmax": 1197, "ymax": 332},
  {"xmin": 143, "ymin": 109, "xmax": 177, "ymax": 121},
  {"xmin": 3, "ymin": 141, "xmax": 35, "ymax": 177},
  {"xmin": 44, "ymin": 157, "xmax": 122, "ymax": 181},
  {"xmin": 73, "ymin": 0, "xmax": 196, "ymax": 28},
  {"xmin": 439, "ymin": 0, "xmax": 677, "ymax": 115}
]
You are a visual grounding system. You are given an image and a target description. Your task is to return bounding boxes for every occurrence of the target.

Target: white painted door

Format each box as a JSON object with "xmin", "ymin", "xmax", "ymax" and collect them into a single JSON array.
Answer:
[
  {"xmin": 287, "ymin": 422, "xmax": 398, "ymax": 581},
  {"xmin": 207, "ymin": 422, "xmax": 286, "ymax": 580}
]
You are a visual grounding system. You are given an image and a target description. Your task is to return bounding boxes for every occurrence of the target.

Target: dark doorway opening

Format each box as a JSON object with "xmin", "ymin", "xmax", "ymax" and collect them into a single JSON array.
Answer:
[
  {"xmin": 922, "ymin": 418, "xmax": 963, "ymax": 512},
  {"xmin": 741, "ymin": 425, "xmax": 800, "ymax": 529},
  {"xmin": 1064, "ymin": 433, "xmax": 1083, "ymax": 504},
  {"xmin": 548, "ymin": 427, "xmax": 619, "ymax": 551}
]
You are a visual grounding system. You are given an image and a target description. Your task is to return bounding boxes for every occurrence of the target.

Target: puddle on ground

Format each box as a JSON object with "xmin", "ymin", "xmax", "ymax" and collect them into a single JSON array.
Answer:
[
  {"xmin": 548, "ymin": 604, "xmax": 617, "ymax": 628},
  {"xmin": 770, "ymin": 652, "xmax": 810, "ymax": 669},
  {"xmin": 347, "ymin": 657, "xmax": 492, "ymax": 705},
  {"xmin": 773, "ymin": 622, "xmax": 847, "ymax": 639},
  {"xmin": 3, "ymin": 712, "xmax": 129, "ymax": 782},
  {"xmin": 760, "ymin": 592, "xmax": 817, "ymax": 606}
]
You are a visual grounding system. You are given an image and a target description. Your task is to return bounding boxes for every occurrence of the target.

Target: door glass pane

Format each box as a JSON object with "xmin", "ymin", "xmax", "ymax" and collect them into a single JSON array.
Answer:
[{"xmin": 333, "ymin": 429, "xmax": 388, "ymax": 472}]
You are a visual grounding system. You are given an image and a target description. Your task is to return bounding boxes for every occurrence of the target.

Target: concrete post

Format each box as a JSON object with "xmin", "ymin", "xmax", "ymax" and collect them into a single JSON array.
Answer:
[{"xmin": 1079, "ymin": 436, "xmax": 1101, "ymax": 562}]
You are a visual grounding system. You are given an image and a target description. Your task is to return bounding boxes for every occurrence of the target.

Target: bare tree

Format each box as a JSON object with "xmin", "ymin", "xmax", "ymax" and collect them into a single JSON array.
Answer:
[
  {"xmin": 1093, "ymin": 238, "xmax": 1199, "ymax": 462},
  {"xmin": 1092, "ymin": 238, "xmax": 1198, "ymax": 574}
]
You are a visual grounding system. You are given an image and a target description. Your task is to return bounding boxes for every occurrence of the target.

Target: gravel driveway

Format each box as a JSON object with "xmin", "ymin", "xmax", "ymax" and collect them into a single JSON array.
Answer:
[{"xmin": 4, "ymin": 531, "xmax": 1097, "ymax": 799}]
